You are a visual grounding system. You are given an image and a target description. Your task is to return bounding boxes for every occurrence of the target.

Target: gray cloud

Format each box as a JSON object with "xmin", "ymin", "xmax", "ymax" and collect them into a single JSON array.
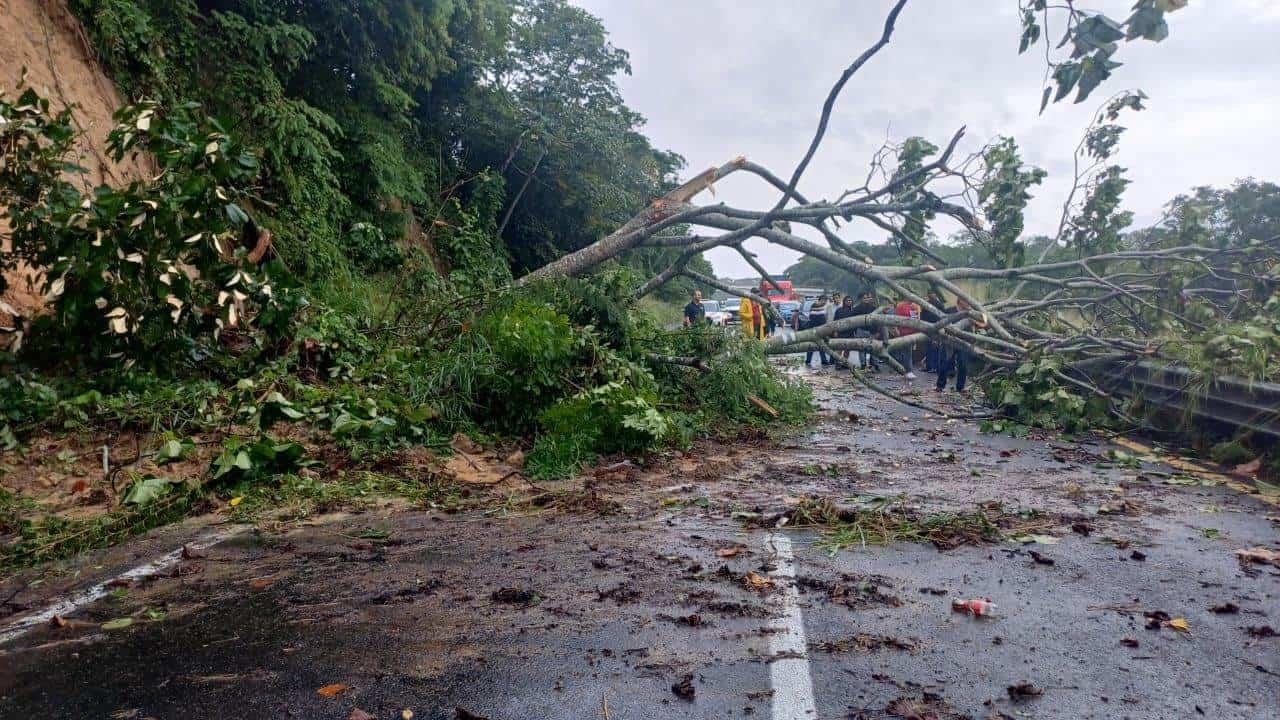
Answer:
[{"xmin": 573, "ymin": 0, "xmax": 1280, "ymax": 277}]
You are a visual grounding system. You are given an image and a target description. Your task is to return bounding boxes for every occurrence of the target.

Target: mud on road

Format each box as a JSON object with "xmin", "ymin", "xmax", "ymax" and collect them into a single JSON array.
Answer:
[{"xmin": 1, "ymin": 367, "xmax": 1277, "ymax": 719}]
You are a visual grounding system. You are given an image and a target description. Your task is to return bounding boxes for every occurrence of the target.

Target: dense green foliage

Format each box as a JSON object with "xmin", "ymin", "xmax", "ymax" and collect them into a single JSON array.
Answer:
[
  {"xmin": 0, "ymin": 85, "xmax": 298, "ymax": 368},
  {"xmin": 982, "ymin": 354, "xmax": 1110, "ymax": 436},
  {"xmin": 66, "ymin": 0, "xmax": 699, "ymax": 303},
  {"xmin": 977, "ymin": 138, "xmax": 1047, "ymax": 269},
  {"xmin": 0, "ymin": 0, "xmax": 807, "ymax": 566}
]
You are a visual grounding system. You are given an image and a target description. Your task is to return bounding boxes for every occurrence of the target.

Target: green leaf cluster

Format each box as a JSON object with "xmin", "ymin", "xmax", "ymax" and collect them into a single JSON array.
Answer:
[
  {"xmin": 0, "ymin": 84, "xmax": 299, "ymax": 368},
  {"xmin": 983, "ymin": 354, "xmax": 1110, "ymax": 435},
  {"xmin": 978, "ymin": 138, "xmax": 1047, "ymax": 268},
  {"xmin": 1020, "ymin": 0, "xmax": 1187, "ymax": 110}
]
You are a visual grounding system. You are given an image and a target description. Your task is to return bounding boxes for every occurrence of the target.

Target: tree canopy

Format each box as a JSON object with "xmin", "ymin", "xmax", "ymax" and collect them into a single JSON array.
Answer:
[{"xmin": 68, "ymin": 0, "xmax": 692, "ymax": 298}]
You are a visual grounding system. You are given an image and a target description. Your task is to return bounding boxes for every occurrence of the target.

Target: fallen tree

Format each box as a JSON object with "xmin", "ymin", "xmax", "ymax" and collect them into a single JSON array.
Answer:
[{"xmin": 510, "ymin": 0, "xmax": 1280, "ymax": 426}]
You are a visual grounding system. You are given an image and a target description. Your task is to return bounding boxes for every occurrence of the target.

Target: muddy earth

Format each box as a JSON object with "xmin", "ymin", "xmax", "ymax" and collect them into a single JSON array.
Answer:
[{"xmin": 1, "ymin": 367, "xmax": 1277, "ymax": 719}]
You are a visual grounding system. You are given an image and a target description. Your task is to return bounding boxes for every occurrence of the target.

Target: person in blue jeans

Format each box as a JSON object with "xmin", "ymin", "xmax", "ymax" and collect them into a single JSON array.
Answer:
[{"xmin": 803, "ymin": 295, "xmax": 830, "ymax": 368}]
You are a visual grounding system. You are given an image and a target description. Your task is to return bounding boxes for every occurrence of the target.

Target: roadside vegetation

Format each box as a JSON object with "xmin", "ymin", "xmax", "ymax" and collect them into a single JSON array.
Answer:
[
  {"xmin": 2, "ymin": 0, "xmax": 1277, "ymax": 573},
  {"xmin": 0, "ymin": 0, "xmax": 812, "ymax": 569}
]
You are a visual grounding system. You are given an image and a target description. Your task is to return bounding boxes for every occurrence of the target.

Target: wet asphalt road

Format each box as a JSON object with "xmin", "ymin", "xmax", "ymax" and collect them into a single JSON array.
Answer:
[{"xmin": 1, "ymin": 365, "xmax": 1277, "ymax": 719}]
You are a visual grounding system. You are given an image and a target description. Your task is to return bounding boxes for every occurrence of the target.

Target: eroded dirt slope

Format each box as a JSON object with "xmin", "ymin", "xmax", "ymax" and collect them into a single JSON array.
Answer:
[{"xmin": 0, "ymin": 0, "xmax": 148, "ymax": 320}]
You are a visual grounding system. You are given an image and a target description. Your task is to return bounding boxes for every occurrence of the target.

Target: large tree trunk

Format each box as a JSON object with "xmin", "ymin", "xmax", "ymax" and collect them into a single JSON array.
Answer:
[{"xmin": 515, "ymin": 160, "xmax": 745, "ymax": 286}]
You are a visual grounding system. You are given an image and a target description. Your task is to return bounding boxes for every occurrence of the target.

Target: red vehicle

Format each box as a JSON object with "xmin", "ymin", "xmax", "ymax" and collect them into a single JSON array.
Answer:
[{"xmin": 758, "ymin": 278, "xmax": 797, "ymax": 302}]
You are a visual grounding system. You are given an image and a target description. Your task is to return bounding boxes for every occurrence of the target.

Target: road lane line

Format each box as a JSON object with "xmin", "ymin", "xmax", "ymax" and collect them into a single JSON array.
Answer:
[
  {"xmin": 765, "ymin": 532, "xmax": 818, "ymax": 720},
  {"xmin": 0, "ymin": 526, "xmax": 242, "ymax": 646}
]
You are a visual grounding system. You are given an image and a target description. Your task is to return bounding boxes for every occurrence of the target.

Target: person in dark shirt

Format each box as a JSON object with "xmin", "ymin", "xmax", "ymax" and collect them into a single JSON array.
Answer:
[
  {"xmin": 922, "ymin": 290, "xmax": 945, "ymax": 372},
  {"xmin": 937, "ymin": 297, "xmax": 980, "ymax": 393},
  {"xmin": 831, "ymin": 294, "xmax": 857, "ymax": 365},
  {"xmin": 682, "ymin": 290, "xmax": 706, "ymax": 327},
  {"xmin": 803, "ymin": 295, "xmax": 829, "ymax": 369},
  {"xmin": 850, "ymin": 290, "xmax": 879, "ymax": 370}
]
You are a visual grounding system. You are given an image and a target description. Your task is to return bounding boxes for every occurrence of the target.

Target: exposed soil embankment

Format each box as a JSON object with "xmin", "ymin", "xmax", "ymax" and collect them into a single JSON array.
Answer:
[{"xmin": 0, "ymin": 0, "xmax": 149, "ymax": 321}]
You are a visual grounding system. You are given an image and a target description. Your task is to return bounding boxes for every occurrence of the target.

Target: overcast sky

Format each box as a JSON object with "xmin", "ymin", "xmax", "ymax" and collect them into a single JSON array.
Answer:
[{"xmin": 572, "ymin": 0, "xmax": 1280, "ymax": 278}]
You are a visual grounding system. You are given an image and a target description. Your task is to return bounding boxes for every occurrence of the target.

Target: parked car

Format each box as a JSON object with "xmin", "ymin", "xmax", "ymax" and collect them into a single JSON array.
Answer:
[
  {"xmin": 795, "ymin": 298, "xmax": 818, "ymax": 327},
  {"xmin": 775, "ymin": 300, "xmax": 801, "ymax": 327},
  {"xmin": 723, "ymin": 304, "xmax": 740, "ymax": 325},
  {"xmin": 702, "ymin": 300, "xmax": 727, "ymax": 325}
]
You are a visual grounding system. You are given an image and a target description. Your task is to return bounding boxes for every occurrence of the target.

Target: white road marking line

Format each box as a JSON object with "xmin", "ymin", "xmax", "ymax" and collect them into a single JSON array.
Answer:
[
  {"xmin": 0, "ymin": 526, "xmax": 242, "ymax": 646},
  {"xmin": 765, "ymin": 532, "xmax": 818, "ymax": 720}
]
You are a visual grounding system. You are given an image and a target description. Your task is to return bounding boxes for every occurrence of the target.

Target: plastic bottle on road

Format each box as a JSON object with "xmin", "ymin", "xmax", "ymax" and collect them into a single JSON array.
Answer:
[{"xmin": 951, "ymin": 597, "xmax": 997, "ymax": 616}]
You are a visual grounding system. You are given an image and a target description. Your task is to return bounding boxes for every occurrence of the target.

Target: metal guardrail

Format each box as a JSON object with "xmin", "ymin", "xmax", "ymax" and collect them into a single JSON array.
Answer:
[{"xmin": 1094, "ymin": 360, "xmax": 1280, "ymax": 438}]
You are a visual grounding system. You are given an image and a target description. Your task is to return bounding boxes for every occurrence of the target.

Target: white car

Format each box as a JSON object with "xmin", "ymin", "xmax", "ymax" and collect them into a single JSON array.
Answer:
[{"xmin": 702, "ymin": 300, "xmax": 727, "ymax": 325}]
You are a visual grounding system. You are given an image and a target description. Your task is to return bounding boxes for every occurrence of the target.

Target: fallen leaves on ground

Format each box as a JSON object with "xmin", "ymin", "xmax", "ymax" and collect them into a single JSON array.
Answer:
[
  {"xmin": 671, "ymin": 674, "xmax": 696, "ymax": 700},
  {"xmin": 491, "ymin": 587, "xmax": 539, "ymax": 605},
  {"xmin": 248, "ymin": 573, "xmax": 281, "ymax": 590},
  {"xmin": 1143, "ymin": 610, "xmax": 1170, "ymax": 629},
  {"xmin": 886, "ymin": 693, "xmax": 966, "ymax": 720},
  {"xmin": 1235, "ymin": 547, "xmax": 1280, "ymax": 567},
  {"xmin": 1013, "ymin": 534, "xmax": 1059, "ymax": 545},
  {"xmin": 811, "ymin": 633, "xmax": 917, "ymax": 653},
  {"xmin": 743, "ymin": 570, "xmax": 774, "ymax": 591},
  {"xmin": 716, "ymin": 546, "xmax": 743, "ymax": 558},
  {"xmin": 1232, "ymin": 458, "xmax": 1262, "ymax": 476},
  {"xmin": 101, "ymin": 618, "xmax": 133, "ymax": 630},
  {"xmin": 1006, "ymin": 682, "xmax": 1044, "ymax": 701},
  {"xmin": 180, "ymin": 544, "xmax": 207, "ymax": 560},
  {"xmin": 1166, "ymin": 617, "xmax": 1191, "ymax": 633},
  {"xmin": 316, "ymin": 683, "xmax": 349, "ymax": 697},
  {"xmin": 1028, "ymin": 550, "xmax": 1055, "ymax": 565}
]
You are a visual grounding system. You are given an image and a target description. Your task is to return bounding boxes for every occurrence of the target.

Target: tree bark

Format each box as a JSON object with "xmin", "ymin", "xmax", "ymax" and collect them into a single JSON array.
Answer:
[{"xmin": 497, "ymin": 147, "xmax": 546, "ymax": 238}]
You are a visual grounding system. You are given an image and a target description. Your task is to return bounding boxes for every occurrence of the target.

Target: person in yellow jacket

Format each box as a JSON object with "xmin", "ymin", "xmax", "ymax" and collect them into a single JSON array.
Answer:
[
  {"xmin": 739, "ymin": 291, "xmax": 766, "ymax": 340},
  {"xmin": 738, "ymin": 295, "xmax": 755, "ymax": 338}
]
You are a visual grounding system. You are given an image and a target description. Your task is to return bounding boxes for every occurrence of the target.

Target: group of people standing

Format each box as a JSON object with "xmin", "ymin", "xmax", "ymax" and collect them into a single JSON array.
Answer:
[
  {"xmin": 681, "ymin": 286, "xmax": 972, "ymax": 393},
  {"xmin": 795, "ymin": 288, "xmax": 971, "ymax": 393}
]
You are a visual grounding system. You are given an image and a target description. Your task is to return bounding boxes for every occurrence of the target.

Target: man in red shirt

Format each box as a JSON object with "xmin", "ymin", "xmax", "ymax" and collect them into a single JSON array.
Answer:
[{"xmin": 892, "ymin": 297, "xmax": 920, "ymax": 379}]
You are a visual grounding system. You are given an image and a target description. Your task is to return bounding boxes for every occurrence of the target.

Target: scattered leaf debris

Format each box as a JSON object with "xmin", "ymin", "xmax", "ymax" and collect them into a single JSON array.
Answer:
[
  {"xmin": 811, "ymin": 633, "xmax": 917, "ymax": 654},
  {"xmin": 491, "ymin": 587, "xmax": 539, "ymax": 605},
  {"xmin": 671, "ymin": 674, "xmax": 696, "ymax": 700},
  {"xmin": 1006, "ymin": 682, "xmax": 1044, "ymax": 701},
  {"xmin": 1028, "ymin": 549, "xmax": 1055, "ymax": 565}
]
